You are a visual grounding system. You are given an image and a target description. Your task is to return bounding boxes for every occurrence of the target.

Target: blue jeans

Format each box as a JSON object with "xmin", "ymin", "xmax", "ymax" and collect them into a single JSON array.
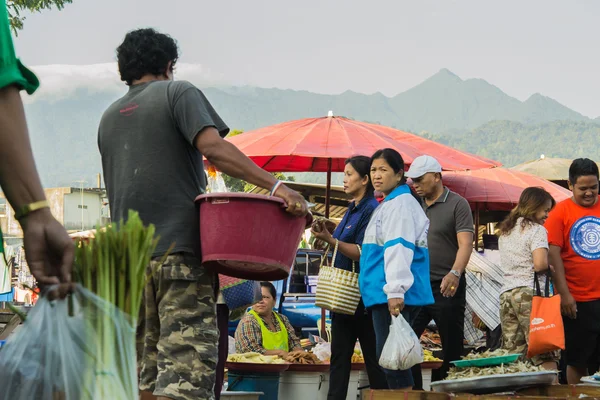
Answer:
[{"xmin": 371, "ymin": 304, "xmax": 421, "ymax": 389}]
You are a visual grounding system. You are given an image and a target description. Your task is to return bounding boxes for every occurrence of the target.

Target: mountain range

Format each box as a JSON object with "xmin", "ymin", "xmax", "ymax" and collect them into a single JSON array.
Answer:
[
  {"xmin": 201, "ymin": 68, "xmax": 593, "ymax": 133},
  {"xmin": 20, "ymin": 68, "xmax": 599, "ymax": 188}
]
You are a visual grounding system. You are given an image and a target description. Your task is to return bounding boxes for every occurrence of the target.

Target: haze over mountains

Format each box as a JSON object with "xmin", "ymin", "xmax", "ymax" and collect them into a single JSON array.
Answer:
[{"xmin": 22, "ymin": 67, "xmax": 599, "ymax": 188}]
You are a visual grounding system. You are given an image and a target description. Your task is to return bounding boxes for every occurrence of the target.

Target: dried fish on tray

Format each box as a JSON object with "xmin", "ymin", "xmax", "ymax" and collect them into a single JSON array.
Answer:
[
  {"xmin": 581, "ymin": 376, "xmax": 600, "ymax": 386},
  {"xmin": 431, "ymin": 371, "xmax": 557, "ymax": 394},
  {"xmin": 420, "ymin": 330, "xmax": 442, "ymax": 351},
  {"xmin": 451, "ymin": 349, "xmax": 521, "ymax": 368},
  {"xmin": 446, "ymin": 360, "xmax": 543, "ymax": 379},
  {"xmin": 462, "ymin": 348, "xmax": 512, "ymax": 360}
]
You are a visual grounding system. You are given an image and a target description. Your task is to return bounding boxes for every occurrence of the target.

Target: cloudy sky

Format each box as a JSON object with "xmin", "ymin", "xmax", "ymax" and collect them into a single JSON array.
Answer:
[{"xmin": 12, "ymin": 0, "xmax": 600, "ymax": 117}]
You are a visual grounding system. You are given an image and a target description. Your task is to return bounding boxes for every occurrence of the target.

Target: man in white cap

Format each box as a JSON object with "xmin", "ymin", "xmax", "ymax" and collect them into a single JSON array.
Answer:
[{"xmin": 406, "ymin": 155, "xmax": 474, "ymax": 386}]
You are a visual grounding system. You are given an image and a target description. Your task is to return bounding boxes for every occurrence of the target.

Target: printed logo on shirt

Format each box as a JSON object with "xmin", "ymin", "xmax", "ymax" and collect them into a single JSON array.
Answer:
[
  {"xmin": 570, "ymin": 216, "xmax": 600, "ymax": 260},
  {"xmin": 120, "ymin": 103, "xmax": 139, "ymax": 116},
  {"xmin": 531, "ymin": 317, "xmax": 544, "ymax": 326}
]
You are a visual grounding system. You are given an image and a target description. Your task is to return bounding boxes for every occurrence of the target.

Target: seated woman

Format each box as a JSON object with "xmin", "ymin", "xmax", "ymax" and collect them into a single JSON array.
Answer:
[{"xmin": 235, "ymin": 281, "xmax": 303, "ymax": 357}]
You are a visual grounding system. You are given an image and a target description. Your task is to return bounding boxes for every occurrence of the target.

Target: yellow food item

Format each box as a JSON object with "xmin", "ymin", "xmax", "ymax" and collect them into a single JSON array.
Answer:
[
  {"xmin": 351, "ymin": 353, "xmax": 364, "ymax": 363},
  {"xmin": 227, "ymin": 352, "xmax": 286, "ymax": 364},
  {"xmin": 423, "ymin": 349, "xmax": 442, "ymax": 362}
]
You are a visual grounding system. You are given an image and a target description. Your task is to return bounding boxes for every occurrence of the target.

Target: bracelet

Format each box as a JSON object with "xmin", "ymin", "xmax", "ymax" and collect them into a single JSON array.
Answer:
[
  {"xmin": 14, "ymin": 200, "xmax": 49, "ymax": 221},
  {"xmin": 270, "ymin": 180, "xmax": 283, "ymax": 196}
]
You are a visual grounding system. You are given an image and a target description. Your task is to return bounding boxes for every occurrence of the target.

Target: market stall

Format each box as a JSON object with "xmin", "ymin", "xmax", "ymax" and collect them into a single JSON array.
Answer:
[
  {"xmin": 430, "ymin": 350, "xmax": 556, "ymax": 394},
  {"xmin": 221, "ymin": 113, "xmax": 502, "ymax": 338},
  {"xmin": 225, "ymin": 347, "xmax": 444, "ymax": 400}
]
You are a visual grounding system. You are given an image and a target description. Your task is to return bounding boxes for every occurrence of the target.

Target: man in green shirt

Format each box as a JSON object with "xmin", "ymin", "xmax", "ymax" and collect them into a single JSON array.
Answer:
[{"xmin": 0, "ymin": 1, "xmax": 74, "ymax": 296}]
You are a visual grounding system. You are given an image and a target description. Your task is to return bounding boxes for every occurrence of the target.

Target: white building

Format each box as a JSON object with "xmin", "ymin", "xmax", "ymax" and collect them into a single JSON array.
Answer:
[{"xmin": 0, "ymin": 187, "xmax": 108, "ymax": 236}]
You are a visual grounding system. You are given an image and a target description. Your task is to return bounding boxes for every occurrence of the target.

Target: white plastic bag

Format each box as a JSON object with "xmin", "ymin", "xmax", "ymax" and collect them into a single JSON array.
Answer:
[
  {"xmin": 311, "ymin": 342, "xmax": 332, "ymax": 361},
  {"xmin": 207, "ymin": 169, "xmax": 229, "ymax": 193},
  {"xmin": 379, "ymin": 314, "xmax": 423, "ymax": 370},
  {"xmin": 0, "ymin": 285, "xmax": 137, "ymax": 400}
]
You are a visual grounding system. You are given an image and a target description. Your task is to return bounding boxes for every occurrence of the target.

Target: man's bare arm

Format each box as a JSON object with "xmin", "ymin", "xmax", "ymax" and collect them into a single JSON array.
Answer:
[
  {"xmin": 0, "ymin": 86, "xmax": 74, "ymax": 290},
  {"xmin": 0, "ymin": 86, "xmax": 46, "ymax": 209},
  {"xmin": 549, "ymin": 244, "xmax": 577, "ymax": 319},
  {"xmin": 195, "ymin": 127, "xmax": 307, "ymax": 215}
]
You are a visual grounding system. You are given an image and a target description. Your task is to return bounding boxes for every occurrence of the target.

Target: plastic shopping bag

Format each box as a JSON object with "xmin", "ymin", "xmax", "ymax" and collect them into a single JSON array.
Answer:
[
  {"xmin": 527, "ymin": 273, "xmax": 565, "ymax": 358},
  {"xmin": 379, "ymin": 314, "xmax": 423, "ymax": 370},
  {"xmin": 207, "ymin": 165, "xmax": 229, "ymax": 193},
  {"xmin": 0, "ymin": 285, "xmax": 137, "ymax": 400}
]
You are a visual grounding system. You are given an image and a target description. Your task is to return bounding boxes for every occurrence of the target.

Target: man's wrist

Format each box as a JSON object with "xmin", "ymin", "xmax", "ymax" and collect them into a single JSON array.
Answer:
[
  {"xmin": 387, "ymin": 293, "xmax": 405, "ymax": 300},
  {"xmin": 15, "ymin": 199, "xmax": 49, "ymax": 221},
  {"xmin": 449, "ymin": 269, "xmax": 462, "ymax": 278},
  {"xmin": 270, "ymin": 180, "xmax": 283, "ymax": 196}
]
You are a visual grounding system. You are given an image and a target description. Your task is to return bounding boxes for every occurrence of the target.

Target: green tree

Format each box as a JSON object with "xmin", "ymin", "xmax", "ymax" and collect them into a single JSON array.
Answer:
[
  {"xmin": 223, "ymin": 172, "xmax": 296, "ymax": 193},
  {"xmin": 7, "ymin": 0, "xmax": 73, "ymax": 33},
  {"xmin": 221, "ymin": 174, "xmax": 246, "ymax": 192}
]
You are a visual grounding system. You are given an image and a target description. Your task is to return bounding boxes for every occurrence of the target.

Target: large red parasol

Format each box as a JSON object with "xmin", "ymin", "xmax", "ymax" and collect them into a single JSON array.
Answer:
[
  {"xmin": 227, "ymin": 115, "xmax": 501, "ymax": 173},
  {"xmin": 440, "ymin": 168, "xmax": 572, "ymax": 211},
  {"xmin": 222, "ymin": 115, "xmax": 502, "ymax": 340}
]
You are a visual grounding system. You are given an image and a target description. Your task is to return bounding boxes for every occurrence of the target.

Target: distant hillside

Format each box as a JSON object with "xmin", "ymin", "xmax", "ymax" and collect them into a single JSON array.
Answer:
[
  {"xmin": 202, "ymin": 68, "xmax": 590, "ymax": 133},
  {"xmin": 424, "ymin": 120, "xmax": 600, "ymax": 167},
  {"xmin": 20, "ymin": 68, "xmax": 597, "ymax": 187}
]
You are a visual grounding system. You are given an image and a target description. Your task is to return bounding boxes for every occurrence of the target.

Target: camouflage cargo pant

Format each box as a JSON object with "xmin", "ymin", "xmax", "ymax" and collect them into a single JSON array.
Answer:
[
  {"xmin": 500, "ymin": 287, "xmax": 559, "ymax": 365},
  {"xmin": 137, "ymin": 253, "xmax": 219, "ymax": 400}
]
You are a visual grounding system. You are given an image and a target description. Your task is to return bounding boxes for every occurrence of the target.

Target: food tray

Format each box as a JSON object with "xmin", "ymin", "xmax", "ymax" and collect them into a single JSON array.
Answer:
[
  {"xmin": 581, "ymin": 376, "xmax": 600, "ymax": 386},
  {"xmin": 421, "ymin": 361, "xmax": 443, "ymax": 369},
  {"xmin": 286, "ymin": 362, "xmax": 330, "ymax": 372},
  {"xmin": 225, "ymin": 361, "xmax": 290, "ymax": 373},
  {"xmin": 430, "ymin": 371, "xmax": 557, "ymax": 394},
  {"xmin": 451, "ymin": 354, "xmax": 520, "ymax": 368}
]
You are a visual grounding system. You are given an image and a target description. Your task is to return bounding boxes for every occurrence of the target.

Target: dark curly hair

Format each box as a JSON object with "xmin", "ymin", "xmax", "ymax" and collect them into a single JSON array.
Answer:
[{"xmin": 116, "ymin": 28, "xmax": 179, "ymax": 85}]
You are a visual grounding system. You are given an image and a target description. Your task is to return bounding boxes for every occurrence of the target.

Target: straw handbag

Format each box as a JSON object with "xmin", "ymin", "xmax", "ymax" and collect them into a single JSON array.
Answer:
[{"xmin": 315, "ymin": 240, "xmax": 361, "ymax": 315}]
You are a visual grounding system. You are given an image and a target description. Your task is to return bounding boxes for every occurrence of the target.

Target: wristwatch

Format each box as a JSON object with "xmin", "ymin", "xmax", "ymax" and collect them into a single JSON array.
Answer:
[
  {"xmin": 14, "ymin": 200, "xmax": 49, "ymax": 221},
  {"xmin": 450, "ymin": 269, "xmax": 461, "ymax": 278}
]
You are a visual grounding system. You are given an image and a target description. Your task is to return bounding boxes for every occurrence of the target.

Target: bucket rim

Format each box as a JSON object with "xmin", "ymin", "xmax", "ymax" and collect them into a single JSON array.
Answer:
[
  {"xmin": 195, "ymin": 193, "xmax": 313, "ymax": 227},
  {"xmin": 195, "ymin": 192, "xmax": 285, "ymax": 205}
]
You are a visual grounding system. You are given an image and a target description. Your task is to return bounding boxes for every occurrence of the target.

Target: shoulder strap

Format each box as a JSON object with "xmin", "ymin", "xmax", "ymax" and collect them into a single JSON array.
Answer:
[
  {"xmin": 533, "ymin": 271, "xmax": 551, "ymax": 297},
  {"xmin": 330, "ymin": 239, "xmax": 356, "ymax": 272},
  {"xmin": 319, "ymin": 244, "xmax": 331, "ymax": 268}
]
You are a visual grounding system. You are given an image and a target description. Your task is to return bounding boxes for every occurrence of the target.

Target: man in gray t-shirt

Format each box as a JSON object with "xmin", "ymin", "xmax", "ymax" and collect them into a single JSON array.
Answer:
[
  {"xmin": 405, "ymin": 156, "xmax": 474, "ymax": 386},
  {"xmin": 99, "ymin": 28, "xmax": 307, "ymax": 400}
]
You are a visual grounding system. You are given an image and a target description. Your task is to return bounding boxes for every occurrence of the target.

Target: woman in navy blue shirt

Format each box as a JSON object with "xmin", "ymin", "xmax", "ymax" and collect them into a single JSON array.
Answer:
[{"xmin": 312, "ymin": 156, "xmax": 388, "ymax": 400}]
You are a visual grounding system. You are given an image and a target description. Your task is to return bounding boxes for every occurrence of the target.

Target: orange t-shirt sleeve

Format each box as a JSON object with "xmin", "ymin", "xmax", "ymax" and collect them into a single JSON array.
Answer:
[{"xmin": 545, "ymin": 203, "xmax": 566, "ymax": 249}]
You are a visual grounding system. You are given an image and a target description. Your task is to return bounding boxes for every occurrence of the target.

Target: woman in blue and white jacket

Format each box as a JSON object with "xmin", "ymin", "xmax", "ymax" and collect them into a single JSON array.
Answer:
[{"xmin": 360, "ymin": 148, "xmax": 435, "ymax": 390}]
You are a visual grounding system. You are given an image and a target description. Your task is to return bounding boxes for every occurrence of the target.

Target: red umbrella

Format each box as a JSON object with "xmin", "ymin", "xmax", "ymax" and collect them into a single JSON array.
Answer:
[
  {"xmin": 440, "ymin": 168, "xmax": 572, "ymax": 211},
  {"xmin": 227, "ymin": 116, "xmax": 501, "ymax": 173},
  {"xmin": 222, "ymin": 115, "xmax": 502, "ymax": 340}
]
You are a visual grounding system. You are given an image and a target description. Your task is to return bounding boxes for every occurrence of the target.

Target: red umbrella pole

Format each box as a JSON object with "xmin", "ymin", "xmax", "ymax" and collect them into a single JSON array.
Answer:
[
  {"xmin": 325, "ymin": 158, "xmax": 332, "ymax": 219},
  {"xmin": 321, "ymin": 158, "xmax": 332, "ymax": 341},
  {"xmin": 474, "ymin": 203, "xmax": 480, "ymax": 251}
]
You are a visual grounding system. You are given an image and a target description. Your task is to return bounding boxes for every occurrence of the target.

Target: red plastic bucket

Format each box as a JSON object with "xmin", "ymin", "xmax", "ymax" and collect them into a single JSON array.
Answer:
[{"xmin": 195, "ymin": 193, "xmax": 312, "ymax": 280}]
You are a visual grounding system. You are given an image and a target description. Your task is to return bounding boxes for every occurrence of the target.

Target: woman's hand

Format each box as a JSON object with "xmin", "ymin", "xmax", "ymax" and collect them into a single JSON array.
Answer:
[
  {"xmin": 264, "ymin": 349, "xmax": 288, "ymax": 358},
  {"xmin": 311, "ymin": 220, "xmax": 334, "ymax": 246},
  {"xmin": 388, "ymin": 298, "xmax": 405, "ymax": 317}
]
